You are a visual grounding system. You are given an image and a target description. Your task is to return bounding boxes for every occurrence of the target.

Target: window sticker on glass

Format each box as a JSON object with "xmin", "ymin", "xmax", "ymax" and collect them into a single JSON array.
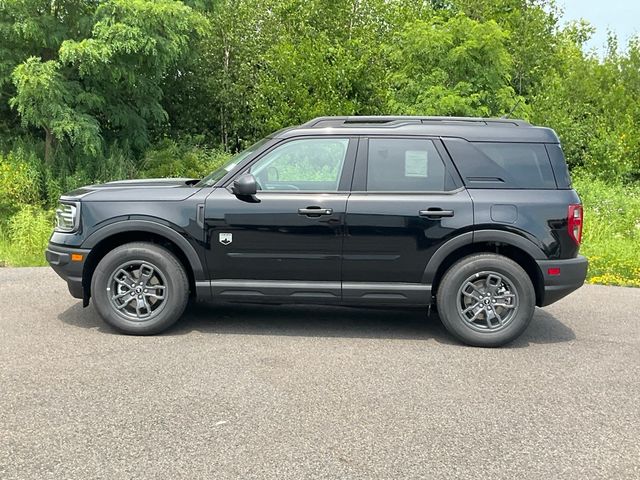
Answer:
[{"xmin": 405, "ymin": 150, "xmax": 429, "ymax": 177}]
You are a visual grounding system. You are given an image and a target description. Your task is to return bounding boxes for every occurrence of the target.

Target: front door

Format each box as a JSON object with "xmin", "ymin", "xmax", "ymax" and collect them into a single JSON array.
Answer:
[
  {"xmin": 204, "ymin": 136, "xmax": 357, "ymax": 302},
  {"xmin": 342, "ymin": 136, "xmax": 473, "ymax": 305}
]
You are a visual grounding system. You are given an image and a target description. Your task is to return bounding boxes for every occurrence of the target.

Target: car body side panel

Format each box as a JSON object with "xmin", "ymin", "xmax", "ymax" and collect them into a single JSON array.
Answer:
[
  {"xmin": 468, "ymin": 189, "xmax": 581, "ymax": 259},
  {"xmin": 342, "ymin": 189, "xmax": 474, "ymax": 284},
  {"xmin": 203, "ymin": 188, "xmax": 348, "ymax": 283}
]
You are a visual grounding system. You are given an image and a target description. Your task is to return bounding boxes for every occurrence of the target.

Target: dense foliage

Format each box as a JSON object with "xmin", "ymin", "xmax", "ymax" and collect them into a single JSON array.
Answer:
[{"xmin": 0, "ymin": 0, "xmax": 638, "ymax": 284}]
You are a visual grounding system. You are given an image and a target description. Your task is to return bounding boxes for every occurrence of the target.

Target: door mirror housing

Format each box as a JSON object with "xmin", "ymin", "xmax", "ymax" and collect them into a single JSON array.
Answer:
[{"xmin": 231, "ymin": 174, "xmax": 258, "ymax": 197}]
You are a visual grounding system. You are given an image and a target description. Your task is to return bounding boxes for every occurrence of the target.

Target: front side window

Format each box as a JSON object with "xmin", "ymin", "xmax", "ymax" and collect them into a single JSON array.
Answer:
[
  {"xmin": 249, "ymin": 138, "xmax": 349, "ymax": 191},
  {"xmin": 197, "ymin": 138, "xmax": 270, "ymax": 187},
  {"xmin": 367, "ymin": 138, "xmax": 448, "ymax": 191}
]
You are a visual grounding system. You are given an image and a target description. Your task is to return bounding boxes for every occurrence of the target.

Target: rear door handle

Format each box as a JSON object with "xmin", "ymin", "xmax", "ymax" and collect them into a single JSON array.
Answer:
[
  {"xmin": 298, "ymin": 206, "xmax": 333, "ymax": 216},
  {"xmin": 419, "ymin": 209, "xmax": 454, "ymax": 218}
]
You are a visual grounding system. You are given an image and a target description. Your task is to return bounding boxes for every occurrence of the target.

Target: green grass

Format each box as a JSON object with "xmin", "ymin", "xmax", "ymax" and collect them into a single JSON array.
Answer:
[
  {"xmin": 0, "ymin": 206, "xmax": 52, "ymax": 267},
  {"xmin": 1, "ymin": 176, "xmax": 638, "ymax": 288},
  {"xmin": 573, "ymin": 174, "xmax": 640, "ymax": 287}
]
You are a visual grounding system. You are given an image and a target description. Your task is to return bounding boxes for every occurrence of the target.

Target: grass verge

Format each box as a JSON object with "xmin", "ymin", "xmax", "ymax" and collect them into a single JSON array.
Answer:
[{"xmin": 573, "ymin": 175, "xmax": 640, "ymax": 287}]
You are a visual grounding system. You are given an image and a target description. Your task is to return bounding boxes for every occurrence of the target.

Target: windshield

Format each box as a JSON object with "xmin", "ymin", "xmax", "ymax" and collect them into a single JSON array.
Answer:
[{"xmin": 196, "ymin": 138, "xmax": 270, "ymax": 187}]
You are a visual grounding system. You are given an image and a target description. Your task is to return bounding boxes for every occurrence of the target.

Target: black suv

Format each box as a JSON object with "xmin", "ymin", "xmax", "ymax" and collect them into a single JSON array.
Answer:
[{"xmin": 47, "ymin": 116, "xmax": 588, "ymax": 347}]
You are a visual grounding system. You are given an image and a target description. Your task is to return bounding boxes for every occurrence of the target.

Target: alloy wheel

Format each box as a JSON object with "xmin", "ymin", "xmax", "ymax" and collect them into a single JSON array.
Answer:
[
  {"xmin": 456, "ymin": 271, "xmax": 519, "ymax": 332},
  {"xmin": 107, "ymin": 261, "xmax": 168, "ymax": 321}
]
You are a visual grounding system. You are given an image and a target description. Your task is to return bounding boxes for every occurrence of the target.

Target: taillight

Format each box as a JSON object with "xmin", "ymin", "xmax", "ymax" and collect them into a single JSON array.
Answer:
[{"xmin": 568, "ymin": 204, "xmax": 583, "ymax": 245}]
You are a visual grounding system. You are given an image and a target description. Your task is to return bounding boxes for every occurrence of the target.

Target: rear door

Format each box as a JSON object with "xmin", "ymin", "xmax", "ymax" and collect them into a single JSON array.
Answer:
[
  {"xmin": 342, "ymin": 136, "xmax": 473, "ymax": 305},
  {"xmin": 204, "ymin": 136, "xmax": 357, "ymax": 301}
]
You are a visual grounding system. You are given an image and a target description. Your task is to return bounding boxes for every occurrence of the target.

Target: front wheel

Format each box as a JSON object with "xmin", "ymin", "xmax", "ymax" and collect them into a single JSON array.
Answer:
[
  {"xmin": 91, "ymin": 242, "xmax": 189, "ymax": 335},
  {"xmin": 436, "ymin": 253, "xmax": 535, "ymax": 347}
]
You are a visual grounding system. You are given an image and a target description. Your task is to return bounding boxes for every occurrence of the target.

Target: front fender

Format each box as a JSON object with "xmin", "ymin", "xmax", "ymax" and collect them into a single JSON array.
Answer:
[{"xmin": 82, "ymin": 219, "xmax": 207, "ymax": 281}]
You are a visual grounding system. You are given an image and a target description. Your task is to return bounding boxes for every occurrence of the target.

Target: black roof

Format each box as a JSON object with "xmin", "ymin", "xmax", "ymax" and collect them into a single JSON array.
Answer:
[{"xmin": 274, "ymin": 116, "xmax": 559, "ymax": 143}]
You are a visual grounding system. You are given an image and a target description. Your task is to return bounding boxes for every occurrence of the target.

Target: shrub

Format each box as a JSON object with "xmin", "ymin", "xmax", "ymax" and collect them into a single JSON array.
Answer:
[
  {"xmin": 140, "ymin": 138, "xmax": 231, "ymax": 179},
  {"xmin": 0, "ymin": 205, "xmax": 53, "ymax": 267},
  {"xmin": 0, "ymin": 147, "xmax": 42, "ymax": 216}
]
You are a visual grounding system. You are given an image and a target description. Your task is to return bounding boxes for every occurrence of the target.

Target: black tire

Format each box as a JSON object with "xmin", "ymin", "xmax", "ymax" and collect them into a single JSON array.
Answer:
[
  {"xmin": 436, "ymin": 253, "xmax": 535, "ymax": 347},
  {"xmin": 91, "ymin": 242, "xmax": 189, "ymax": 335}
]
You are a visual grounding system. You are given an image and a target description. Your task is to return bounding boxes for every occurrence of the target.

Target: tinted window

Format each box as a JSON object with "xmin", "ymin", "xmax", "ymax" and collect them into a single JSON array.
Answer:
[
  {"xmin": 444, "ymin": 139, "xmax": 557, "ymax": 189},
  {"xmin": 546, "ymin": 143, "xmax": 572, "ymax": 188},
  {"xmin": 249, "ymin": 138, "xmax": 349, "ymax": 191},
  {"xmin": 367, "ymin": 138, "xmax": 448, "ymax": 191}
]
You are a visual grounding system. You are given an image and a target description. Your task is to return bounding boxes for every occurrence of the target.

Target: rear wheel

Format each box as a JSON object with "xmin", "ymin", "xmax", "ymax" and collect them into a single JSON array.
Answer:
[
  {"xmin": 436, "ymin": 253, "xmax": 535, "ymax": 347},
  {"xmin": 91, "ymin": 242, "xmax": 189, "ymax": 335}
]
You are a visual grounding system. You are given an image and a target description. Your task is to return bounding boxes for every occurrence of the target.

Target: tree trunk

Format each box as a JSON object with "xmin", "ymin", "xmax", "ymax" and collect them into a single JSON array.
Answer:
[
  {"xmin": 44, "ymin": 128, "xmax": 54, "ymax": 165},
  {"xmin": 222, "ymin": 38, "xmax": 230, "ymax": 151}
]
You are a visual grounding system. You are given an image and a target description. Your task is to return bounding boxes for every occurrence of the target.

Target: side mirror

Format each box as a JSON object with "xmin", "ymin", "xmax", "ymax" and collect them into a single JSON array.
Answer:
[{"xmin": 231, "ymin": 173, "xmax": 258, "ymax": 197}]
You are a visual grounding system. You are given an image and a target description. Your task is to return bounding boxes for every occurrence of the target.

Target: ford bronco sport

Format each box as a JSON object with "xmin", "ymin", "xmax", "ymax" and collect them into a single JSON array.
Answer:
[{"xmin": 47, "ymin": 116, "xmax": 588, "ymax": 347}]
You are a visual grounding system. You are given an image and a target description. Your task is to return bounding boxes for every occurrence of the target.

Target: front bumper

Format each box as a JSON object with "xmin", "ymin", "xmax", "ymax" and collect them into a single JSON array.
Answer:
[
  {"xmin": 536, "ymin": 255, "xmax": 588, "ymax": 306},
  {"xmin": 46, "ymin": 243, "xmax": 91, "ymax": 300}
]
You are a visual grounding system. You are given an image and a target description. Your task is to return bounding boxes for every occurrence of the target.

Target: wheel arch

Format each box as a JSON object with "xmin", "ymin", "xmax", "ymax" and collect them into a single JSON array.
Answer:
[
  {"xmin": 81, "ymin": 220, "xmax": 207, "ymax": 303},
  {"xmin": 425, "ymin": 230, "xmax": 545, "ymax": 307}
]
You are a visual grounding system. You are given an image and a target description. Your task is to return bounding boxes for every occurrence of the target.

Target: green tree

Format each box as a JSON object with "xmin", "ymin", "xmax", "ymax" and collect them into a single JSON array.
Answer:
[
  {"xmin": 386, "ymin": 14, "xmax": 523, "ymax": 117},
  {"xmin": 10, "ymin": 57, "xmax": 101, "ymax": 162},
  {"xmin": 164, "ymin": 0, "xmax": 438, "ymax": 148},
  {"xmin": 531, "ymin": 22, "xmax": 640, "ymax": 180},
  {"xmin": 452, "ymin": 0, "xmax": 560, "ymax": 97},
  {"xmin": 163, "ymin": 0, "xmax": 275, "ymax": 150},
  {"xmin": 2, "ymin": 0, "xmax": 206, "ymax": 163}
]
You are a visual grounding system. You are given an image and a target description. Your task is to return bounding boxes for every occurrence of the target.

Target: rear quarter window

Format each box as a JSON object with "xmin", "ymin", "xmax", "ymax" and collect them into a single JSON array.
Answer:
[
  {"xmin": 545, "ymin": 143, "xmax": 572, "ymax": 188},
  {"xmin": 444, "ymin": 138, "xmax": 557, "ymax": 189}
]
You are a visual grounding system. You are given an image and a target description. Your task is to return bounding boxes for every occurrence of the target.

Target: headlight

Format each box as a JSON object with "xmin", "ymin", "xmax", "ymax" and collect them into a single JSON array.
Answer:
[{"xmin": 55, "ymin": 202, "xmax": 80, "ymax": 232}]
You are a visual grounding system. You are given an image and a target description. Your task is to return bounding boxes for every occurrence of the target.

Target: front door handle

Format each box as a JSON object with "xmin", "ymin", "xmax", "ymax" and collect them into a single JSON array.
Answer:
[
  {"xmin": 298, "ymin": 206, "xmax": 333, "ymax": 216},
  {"xmin": 419, "ymin": 209, "xmax": 454, "ymax": 218}
]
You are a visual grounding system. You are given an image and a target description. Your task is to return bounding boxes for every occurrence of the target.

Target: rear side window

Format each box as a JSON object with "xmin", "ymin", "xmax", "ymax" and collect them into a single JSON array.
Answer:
[
  {"xmin": 444, "ymin": 138, "xmax": 557, "ymax": 189},
  {"xmin": 366, "ymin": 138, "xmax": 450, "ymax": 191}
]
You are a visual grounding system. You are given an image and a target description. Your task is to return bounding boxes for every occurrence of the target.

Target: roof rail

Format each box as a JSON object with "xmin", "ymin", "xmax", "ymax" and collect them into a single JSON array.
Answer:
[{"xmin": 301, "ymin": 116, "xmax": 531, "ymax": 128}]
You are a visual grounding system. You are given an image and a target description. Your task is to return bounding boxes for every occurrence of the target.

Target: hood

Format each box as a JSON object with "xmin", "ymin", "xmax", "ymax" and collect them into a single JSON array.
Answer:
[{"xmin": 61, "ymin": 178, "xmax": 202, "ymax": 202}]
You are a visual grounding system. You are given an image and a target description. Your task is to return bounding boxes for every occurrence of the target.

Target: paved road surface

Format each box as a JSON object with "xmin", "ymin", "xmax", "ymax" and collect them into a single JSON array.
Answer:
[{"xmin": 1, "ymin": 268, "xmax": 639, "ymax": 479}]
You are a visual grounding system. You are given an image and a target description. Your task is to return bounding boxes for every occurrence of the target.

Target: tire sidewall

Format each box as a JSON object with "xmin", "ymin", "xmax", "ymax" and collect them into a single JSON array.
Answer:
[
  {"xmin": 437, "ymin": 255, "xmax": 535, "ymax": 347},
  {"xmin": 91, "ymin": 244, "xmax": 188, "ymax": 335}
]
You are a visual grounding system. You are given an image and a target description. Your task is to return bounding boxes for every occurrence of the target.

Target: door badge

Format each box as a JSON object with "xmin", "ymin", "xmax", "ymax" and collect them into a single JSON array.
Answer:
[{"xmin": 219, "ymin": 233, "xmax": 233, "ymax": 245}]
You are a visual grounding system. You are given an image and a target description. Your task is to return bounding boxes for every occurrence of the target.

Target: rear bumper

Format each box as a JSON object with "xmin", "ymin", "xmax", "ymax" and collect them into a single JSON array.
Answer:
[
  {"xmin": 46, "ymin": 243, "xmax": 91, "ymax": 299},
  {"xmin": 536, "ymin": 255, "xmax": 588, "ymax": 306}
]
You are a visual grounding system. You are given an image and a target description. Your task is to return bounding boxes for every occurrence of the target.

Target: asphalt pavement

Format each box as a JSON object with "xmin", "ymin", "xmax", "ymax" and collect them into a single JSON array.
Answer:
[{"xmin": 1, "ymin": 267, "xmax": 639, "ymax": 479}]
